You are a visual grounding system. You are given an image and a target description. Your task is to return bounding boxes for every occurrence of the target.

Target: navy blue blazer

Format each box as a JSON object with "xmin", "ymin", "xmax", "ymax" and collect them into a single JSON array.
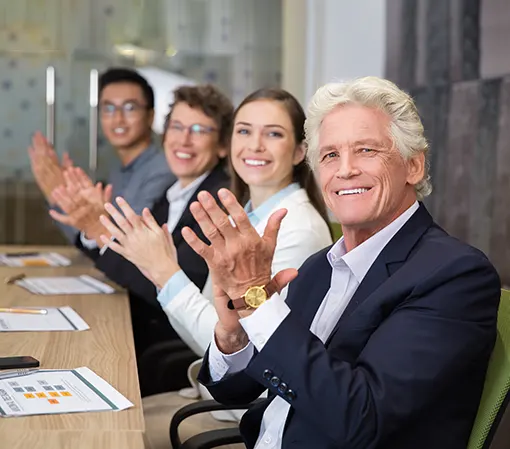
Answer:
[{"xmin": 198, "ymin": 203, "xmax": 501, "ymax": 449}]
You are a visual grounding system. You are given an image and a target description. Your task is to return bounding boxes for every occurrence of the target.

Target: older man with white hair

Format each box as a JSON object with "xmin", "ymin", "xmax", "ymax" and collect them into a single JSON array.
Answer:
[{"xmin": 182, "ymin": 76, "xmax": 501, "ymax": 449}]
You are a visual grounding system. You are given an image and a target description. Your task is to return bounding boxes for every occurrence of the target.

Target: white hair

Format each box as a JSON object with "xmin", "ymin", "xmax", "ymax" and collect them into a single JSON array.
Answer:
[{"xmin": 304, "ymin": 76, "xmax": 432, "ymax": 200}]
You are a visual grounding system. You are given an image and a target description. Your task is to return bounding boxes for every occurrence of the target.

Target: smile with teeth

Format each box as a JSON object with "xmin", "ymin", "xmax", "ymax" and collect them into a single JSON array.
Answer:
[
  {"xmin": 337, "ymin": 188, "xmax": 370, "ymax": 196},
  {"xmin": 244, "ymin": 159, "xmax": 269, "ymax": 167},
  {"xmin": 113, "ymin": 127, "xmax": 127, "ymax": 134},
  {"xmin": 175, "ymin": 151, "xmax": 193, "ymax": 160}
]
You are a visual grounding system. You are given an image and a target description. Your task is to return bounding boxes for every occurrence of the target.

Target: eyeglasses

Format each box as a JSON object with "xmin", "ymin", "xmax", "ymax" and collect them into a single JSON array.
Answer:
[
  {"xmin": 167, "ymin": 120, "xmax": 217, "ymax": 137},
  {"xmin": 100, "ymin": 101, "xmax": 148, "ymax": 117}
]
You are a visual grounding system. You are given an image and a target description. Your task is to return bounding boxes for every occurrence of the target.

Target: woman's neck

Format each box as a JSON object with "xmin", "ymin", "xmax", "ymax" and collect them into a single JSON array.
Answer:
[{"xmin": 248, "ymin": 181, "xmax": 293, "ymax": 210}]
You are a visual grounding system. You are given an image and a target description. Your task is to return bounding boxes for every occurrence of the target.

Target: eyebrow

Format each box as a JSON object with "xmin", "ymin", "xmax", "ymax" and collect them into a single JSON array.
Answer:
[
  {"xmin": 319, "ymin": 139, "xmax": 384, "ymax": 153},
  {"xmin": 235, "ymin": 121, "xmax": 287, "ymax": 130},
  {"xmin": 100, "ymin": 99, "xmax": 141, "ymax": 105}
]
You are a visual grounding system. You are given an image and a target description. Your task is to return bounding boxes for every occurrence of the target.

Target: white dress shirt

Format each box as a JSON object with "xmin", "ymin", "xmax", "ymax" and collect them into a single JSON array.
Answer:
[
  {"xmin": 208, "ymin": 201, "xmax": 419, "ymax": 449},
  {"xmin": 165, "ymin": 172, "xmax": 209, "ymax": 233}
]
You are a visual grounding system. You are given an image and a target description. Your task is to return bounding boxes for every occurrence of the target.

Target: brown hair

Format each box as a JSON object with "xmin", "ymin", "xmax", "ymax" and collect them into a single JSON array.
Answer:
[
  {"xmin": 163, "ymin": 84, "xmax": 234, "ymax": 149},
  {"xmin": 230, "ymin": 88, "xmax": 332, "ymax": 236}
]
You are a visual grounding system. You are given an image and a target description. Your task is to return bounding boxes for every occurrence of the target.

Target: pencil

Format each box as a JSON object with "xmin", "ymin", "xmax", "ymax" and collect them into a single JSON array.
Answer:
[{"xmin": 0, "ymin": 308, "xmax": 48, "ymax": 315}]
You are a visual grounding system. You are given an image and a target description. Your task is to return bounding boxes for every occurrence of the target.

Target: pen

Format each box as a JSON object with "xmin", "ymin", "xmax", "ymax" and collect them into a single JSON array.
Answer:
[
  {"xmin": 5, "ymin": 273, "xmax": 26, "ymax": 285},
  {"xmin": 4, "ymin": 252, "xmax": 39, "ymax": 257},
  {"xmin": 0, "ymin": 308, "xmax": 47, "ymax": 315}
]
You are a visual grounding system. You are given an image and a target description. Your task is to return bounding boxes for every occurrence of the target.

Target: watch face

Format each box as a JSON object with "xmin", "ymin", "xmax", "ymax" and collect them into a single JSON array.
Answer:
[{"xmin": 244, "ymin": 286, "xmax": 267, "ymax": 308}]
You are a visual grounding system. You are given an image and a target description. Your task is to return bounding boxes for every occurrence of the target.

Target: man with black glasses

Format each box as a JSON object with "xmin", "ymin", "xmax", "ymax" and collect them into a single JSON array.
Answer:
[{"xmin": 29, "ymin": 68, "xmax": 175, "ymax": 243}]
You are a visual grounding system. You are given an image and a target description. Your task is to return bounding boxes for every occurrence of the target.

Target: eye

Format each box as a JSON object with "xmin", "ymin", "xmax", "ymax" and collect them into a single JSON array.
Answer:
[
  {"xmin": 123, "ymin": 102, "xmax": 137, "ymax": 112},
  {"xmin": 267, "ymin": 131, "xmax": 283, "ymax": 138},
  {"xmin": 360, "ymin": 148, "xmax": 374, "ymax": 153},
  {"xmin": 236, "ymin": 128, "xmax": 249, "ymax": 135},
  {"xmin": 321, "ymin": 151, "xmax": 338, "ymax": 161}
]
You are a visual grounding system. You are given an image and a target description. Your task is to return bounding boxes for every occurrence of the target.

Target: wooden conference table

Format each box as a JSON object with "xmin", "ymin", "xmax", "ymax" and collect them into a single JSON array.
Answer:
[{"xmin": 0, "ymin": 246, "xmax": 145, "ymax": 448}]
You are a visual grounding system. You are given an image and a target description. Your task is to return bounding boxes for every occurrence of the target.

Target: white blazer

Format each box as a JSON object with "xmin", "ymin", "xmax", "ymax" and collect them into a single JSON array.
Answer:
[{"xmin": 161, "ymin": 188, "xmax": 333, "ymax": 356}]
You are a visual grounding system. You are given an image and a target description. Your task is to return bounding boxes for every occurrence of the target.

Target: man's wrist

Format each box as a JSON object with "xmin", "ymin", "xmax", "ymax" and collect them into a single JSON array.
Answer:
[
  {"xmin": 214, "ymin": 324, "xmax": 249, "ymax": 355},
  {"xmin": 152, "ymin": 260, "xmax": 181, "ymax": 290}
]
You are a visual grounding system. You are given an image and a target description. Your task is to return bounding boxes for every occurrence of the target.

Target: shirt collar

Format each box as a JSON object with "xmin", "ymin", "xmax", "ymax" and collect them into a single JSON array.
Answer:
[
  {"xmin": 327, "ymin": 201, "xmax": 420, "ymax": 283},
  {"xmin": 121, "ymin": 142, "xmax": 158, "ymax": 172},
  {"xmin": 166, "ymin": 171, "xmax": 210, "ymax": 203},
  {"xmin": 245, "ymin": 183, "xmax": 301, "ymax": 227}
]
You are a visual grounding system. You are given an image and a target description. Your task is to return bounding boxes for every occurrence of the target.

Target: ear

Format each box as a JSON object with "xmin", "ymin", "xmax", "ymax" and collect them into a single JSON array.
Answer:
[
  {"xmin": 406, "ymin": 152, "xmax": 425, "ymax": 186},
  {"xmin": 293, "ymin": 143, "xmax": 306, "ymax": 166}
]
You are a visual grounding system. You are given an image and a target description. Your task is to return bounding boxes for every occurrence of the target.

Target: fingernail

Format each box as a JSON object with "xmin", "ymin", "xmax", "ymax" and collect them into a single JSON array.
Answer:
[{"xmin": 219, "ymin": 189, "xmax": 229, "ymax": 200}]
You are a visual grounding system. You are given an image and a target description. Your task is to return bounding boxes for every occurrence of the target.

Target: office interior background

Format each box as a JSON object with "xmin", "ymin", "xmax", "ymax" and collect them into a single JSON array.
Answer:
[{"xmin": 1, "ymin": 0, "xmax": 510, "ymax": 285}]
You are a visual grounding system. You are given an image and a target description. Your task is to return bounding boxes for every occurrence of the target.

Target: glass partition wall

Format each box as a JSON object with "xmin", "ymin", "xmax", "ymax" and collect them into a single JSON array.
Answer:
[{"xmin": 0, "ymin": 0, "xmax": 282, "ymax": 244}]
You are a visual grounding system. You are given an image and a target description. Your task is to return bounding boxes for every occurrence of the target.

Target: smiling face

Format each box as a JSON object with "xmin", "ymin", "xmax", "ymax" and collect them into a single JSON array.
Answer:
[
  {"xmin": 318, "ymin": 103, "xmax": 424, "ymax": 246},
  {"xmin": 163, "ymin": 102, "xmax": 226, "ymax": 186},
  {"xmin": 231, "ymin": 100, "xmax": 304, "ymax": 201},
  {"xmin": 99, "ymin": 82, "xmax": 153, "ymax": 150}
]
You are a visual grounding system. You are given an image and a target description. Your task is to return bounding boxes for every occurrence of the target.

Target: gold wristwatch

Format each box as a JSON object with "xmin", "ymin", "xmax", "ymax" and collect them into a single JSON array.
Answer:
[{"xmin": 227, "ymin": 282, "xmax": 277, "ymax": 310}]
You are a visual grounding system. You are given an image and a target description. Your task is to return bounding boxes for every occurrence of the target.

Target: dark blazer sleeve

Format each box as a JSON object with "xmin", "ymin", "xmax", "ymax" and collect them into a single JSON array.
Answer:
[
  {"xmin": 198, "ymin": 347, "xmax": 267, "ymax": 406},
  {"xmin": 206, "ymin": 254, "xmax": 500, "ymax": 448}
]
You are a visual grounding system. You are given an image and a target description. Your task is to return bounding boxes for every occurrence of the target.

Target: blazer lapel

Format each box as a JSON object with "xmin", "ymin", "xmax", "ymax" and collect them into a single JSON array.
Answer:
[{"xmin": 326, "ymin": 203, "xmax": 434, "ymax": 344}]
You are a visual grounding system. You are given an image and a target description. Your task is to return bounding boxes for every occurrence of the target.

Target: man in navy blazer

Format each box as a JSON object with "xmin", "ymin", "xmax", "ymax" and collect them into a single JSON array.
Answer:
[{"xmin": 181, "ymin": 77, "xmax": 501, "ymax": 449}]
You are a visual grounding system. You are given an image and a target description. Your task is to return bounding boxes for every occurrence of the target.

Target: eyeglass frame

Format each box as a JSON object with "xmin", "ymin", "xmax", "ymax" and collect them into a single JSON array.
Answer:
[
  {"xmin": 165, "ymin": 119, "xmax": 218, "ymax": 137},
  {"xmin": 99, "ymin": 100, "xmax": 151, "ymax": 117}
]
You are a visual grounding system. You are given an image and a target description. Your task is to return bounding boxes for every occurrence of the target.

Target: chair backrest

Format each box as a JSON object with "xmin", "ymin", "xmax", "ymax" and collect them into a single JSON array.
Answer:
[{"xmin": 467, "ymin": 289, "xmax": 510, "ymax": 449}]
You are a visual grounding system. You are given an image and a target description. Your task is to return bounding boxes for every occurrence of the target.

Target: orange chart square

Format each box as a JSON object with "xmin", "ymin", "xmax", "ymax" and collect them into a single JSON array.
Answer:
[
  {"xmin": 36, "ymin": 392, "xmax": 47, "ymax": 398},
  {"xmin": 49, "ymin": 392, "xmax": 60, "ymax": 397},
  {"xmin": 60, "ymin": 391, "xmax": 72, "ymax": 397},
  {"xmin": 48, "ymin": 399, "xmax": 59, "ymax": 404},
  {"xmin": 24, "ymin": 393, "xmax": 35, "ymax": 399}
]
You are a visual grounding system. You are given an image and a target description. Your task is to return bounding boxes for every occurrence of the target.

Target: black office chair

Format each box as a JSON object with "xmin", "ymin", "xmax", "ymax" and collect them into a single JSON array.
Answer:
[
  {"xmin": 138, "ymin": 340, "xmax": 199, "ymax": 397},
  {"xmin": 169, "ymin": 399, "xmax": 266, "ymax": 449}
]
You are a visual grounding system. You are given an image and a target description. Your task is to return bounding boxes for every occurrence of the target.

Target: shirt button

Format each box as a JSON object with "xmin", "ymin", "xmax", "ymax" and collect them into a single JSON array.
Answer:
[
  {"xmin": 264, "ymin": 436, "xmax": 272, "ymax": 444},
  {"xmin": 256, "ymin": 336, "xmax": 266, "ymax": 346}
]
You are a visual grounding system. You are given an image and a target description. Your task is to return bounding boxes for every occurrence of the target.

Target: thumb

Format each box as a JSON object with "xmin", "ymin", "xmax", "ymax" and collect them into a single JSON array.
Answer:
[
  {"xmin": 262, "ymin": 208, "xmax": 287, "ymax": 247},
  {"xmin": 62, "ymin": 152, "xmax": 74, "ymax": 168},
  {"xmin": 272, "ymin": 268, "xmax": 298, "ymax": 294}
]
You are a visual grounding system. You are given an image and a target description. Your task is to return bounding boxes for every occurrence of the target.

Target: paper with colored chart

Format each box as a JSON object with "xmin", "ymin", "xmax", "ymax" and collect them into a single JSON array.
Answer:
[
  {"xmin": 0, "ymin": 367, "xmax": 133, "ymax": 417},
  {"xmin": 0, "ymin": 252, "xmax": 71, "ymax": 267},
  {"xmin": 0, "ymin": 306, "xmax": 89, "ymax": 332}
]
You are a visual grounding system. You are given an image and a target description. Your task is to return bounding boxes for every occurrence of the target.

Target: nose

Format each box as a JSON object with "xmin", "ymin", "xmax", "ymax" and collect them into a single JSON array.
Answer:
[
  {"xmin": 180, "ymin": 128, "xmax": 193, "ymax": 146},
  {"xmin": 247, "ymin": 130, "xmax": 264, "ymax": 153},
  {"xmin": 335, "ymin": 153, "xmax": 361, "ymax": 179}
]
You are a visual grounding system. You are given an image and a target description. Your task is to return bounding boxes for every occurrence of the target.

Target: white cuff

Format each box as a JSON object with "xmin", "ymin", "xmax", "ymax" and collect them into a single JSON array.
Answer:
[
  {"xmin": 80, "ymin": 232, "xmax": 98, "ymax": 250},
  {"xmin": 239, "ymin": 293, "xmax": 290, "ymax": 352},
  {"xmin": 208, "ymin": 335, "xmax": 254, "ymax": 382}
]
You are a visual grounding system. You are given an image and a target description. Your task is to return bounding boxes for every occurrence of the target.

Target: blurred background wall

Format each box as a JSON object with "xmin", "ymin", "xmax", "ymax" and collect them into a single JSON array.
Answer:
[{"xmin": 2, "ymin": 0, "xmax": 510, "ymax": 284}]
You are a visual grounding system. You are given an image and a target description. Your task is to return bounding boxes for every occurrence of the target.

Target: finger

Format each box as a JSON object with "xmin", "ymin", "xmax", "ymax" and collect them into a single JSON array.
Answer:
[
  {"xmin": 142, "ymin": 208, "xmax": 160, "ymax": 232},
  {"xmin": 49, "ymin": 209, "xmax": 74, "ymax": 226},
  {"xmin": 104, "ymin": 201, "xmax": 132, "ymax": 234},
  {"xmin": 181, "ymin": 226, "xmax": 214, "ymax": 261},
  {"xmin": 99, "ymin": 214, "xmax": 126, "ymax": 242},
  {"xmin": 272, "ymin": 268, "xmax": 299, "ymax": 293},
  {"xmin": 64, "ymin": 167, "xmax": 82, "ymax": 189},
  {"xmin": 115, "ymin": 197, "xmax": 143, "ymax": 228},
  {"xmin": 262, "ymin": 208, "xmax": 288, "ymax": 250},
  {"xmin": 217, "ymin": 188, "xmax": 254, "ymax": 234},
  {"xmin": 52, "ymin": 186, "xmax": 77, "ymax": 212},
  {"xmin": 62, "ymin": 152, "xmax": 74, "ymax": 169},
  {"xmin": 197, "ymin": 191, "xmax": 237, "ymax": 239},
  {"xmin": 75, "ymin": 167, "xmax": 94, "ymax": 189},
  {"xmin": 162, "ymin": 223, "xmax": 177, "ymax": 255},
  {"xmin": 189, "ymin": 201, "xmax": 224, "ymax": 245},
  {"xmin": 103, "ymin": 184, "xmax": 113, "ymax": 203}
]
